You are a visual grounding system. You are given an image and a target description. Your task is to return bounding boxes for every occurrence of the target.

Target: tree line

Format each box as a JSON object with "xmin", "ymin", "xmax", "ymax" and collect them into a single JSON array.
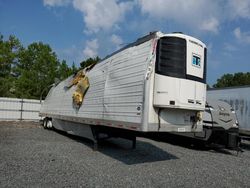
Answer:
[
  {"xmin": 0, "ymin": 34, "xmax": 78, "ymax": 99},
  {"xmin": 0, "ymin": 34, "xmax": 249, "ymax": 100},
  {"xmin": 213, "ymin": 72, "xmax": 250, "ymax": 88}
]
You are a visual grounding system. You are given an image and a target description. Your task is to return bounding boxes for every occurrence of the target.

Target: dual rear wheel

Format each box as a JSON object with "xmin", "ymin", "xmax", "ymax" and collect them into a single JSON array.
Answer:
[{"xmin": 43, "ymin": 118, "xmax": 53, "ymax": 129}]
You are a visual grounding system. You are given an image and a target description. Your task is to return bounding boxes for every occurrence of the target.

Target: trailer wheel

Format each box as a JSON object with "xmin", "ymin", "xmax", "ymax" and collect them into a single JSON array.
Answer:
[
  {"xmin": 43, "ymin": 118, "xmax": 48, "ymax": 129},
  {"xmin": 47, "ymin": 119, "xmax": 53, "ymax": 129}
]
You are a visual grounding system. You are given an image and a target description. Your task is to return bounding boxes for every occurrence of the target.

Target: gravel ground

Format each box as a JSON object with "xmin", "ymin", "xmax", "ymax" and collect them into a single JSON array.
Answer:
[{"xmin": 0, "ymin": 121, "xmax": 250, "ymax": 188}]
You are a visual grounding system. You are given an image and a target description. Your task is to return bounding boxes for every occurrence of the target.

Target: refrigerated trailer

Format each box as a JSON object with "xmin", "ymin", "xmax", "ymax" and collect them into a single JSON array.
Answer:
[{"xmin": 40, "ymin": 31, "xmax": 207, "ymax": 148}]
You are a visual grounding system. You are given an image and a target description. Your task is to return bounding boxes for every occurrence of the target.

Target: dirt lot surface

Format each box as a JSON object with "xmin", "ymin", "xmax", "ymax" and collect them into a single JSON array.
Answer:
[{"xmin": 0, "ymin": 121, "xmax": 250, "ymax": 187}]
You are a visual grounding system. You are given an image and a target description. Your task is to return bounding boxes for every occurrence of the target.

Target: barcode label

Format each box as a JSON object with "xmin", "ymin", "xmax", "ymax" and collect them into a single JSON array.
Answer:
[{"xmin": 178, "ymin": 127, "xmax": 186, "ymax": 132}]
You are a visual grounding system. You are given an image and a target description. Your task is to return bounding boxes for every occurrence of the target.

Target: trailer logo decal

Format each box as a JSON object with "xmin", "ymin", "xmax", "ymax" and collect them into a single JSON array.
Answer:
[
  {"xmin": 192, "ymin": 54, "xmax": 201, "ymax": 68},
  {"xmin": 218, "ymin": 105, "xmax": 225, "ymax": 111}
]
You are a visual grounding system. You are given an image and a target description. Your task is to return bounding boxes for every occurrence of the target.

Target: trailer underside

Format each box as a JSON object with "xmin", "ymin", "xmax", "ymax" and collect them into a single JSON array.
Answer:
[{"xmin": 43, "ymin": 118, "xmax": 138, "ymax": 150}]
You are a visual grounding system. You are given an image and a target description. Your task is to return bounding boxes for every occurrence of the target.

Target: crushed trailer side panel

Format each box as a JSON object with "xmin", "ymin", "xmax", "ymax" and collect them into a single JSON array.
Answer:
[{"xmin": 40, "ymin": 39, "xmax": 154, "ymax": 131}]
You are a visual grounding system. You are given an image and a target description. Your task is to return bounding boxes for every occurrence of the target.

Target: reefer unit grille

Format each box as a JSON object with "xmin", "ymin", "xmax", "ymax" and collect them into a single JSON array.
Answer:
[{"xmin": 156, "ymin": 37, "xmax": 187, "ymax": 79}]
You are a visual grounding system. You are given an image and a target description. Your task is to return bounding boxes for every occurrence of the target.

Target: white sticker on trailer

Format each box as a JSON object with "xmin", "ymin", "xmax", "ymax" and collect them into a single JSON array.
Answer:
[{"xmin": 178, "ymin": 127, "xmax": 186, "ymax": 132}]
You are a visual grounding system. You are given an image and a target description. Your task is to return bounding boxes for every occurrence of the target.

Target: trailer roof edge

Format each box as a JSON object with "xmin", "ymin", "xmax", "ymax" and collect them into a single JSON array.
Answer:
[
  {"xmin": 100, "ymin": 31, "xmax": 158, "ymax": 62},
  {"xmin": 208, "ymin": 85, "xmax": 250, "ymax": 91}
]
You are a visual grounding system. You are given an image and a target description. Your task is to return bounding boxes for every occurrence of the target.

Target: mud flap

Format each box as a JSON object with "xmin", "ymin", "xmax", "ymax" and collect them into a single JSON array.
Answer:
[{"xmin": 227, "ymin": 132, "xmax": 240, "ymax": 149}]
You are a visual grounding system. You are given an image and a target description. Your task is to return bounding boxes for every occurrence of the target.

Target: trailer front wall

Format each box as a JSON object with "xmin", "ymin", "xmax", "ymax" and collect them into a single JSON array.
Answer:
[{"xmin": 207, "ymin": 87, "xmax": 250, "ymax": 134}]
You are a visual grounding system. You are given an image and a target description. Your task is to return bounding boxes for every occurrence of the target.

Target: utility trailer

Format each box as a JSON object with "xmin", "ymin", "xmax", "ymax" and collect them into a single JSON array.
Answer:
[{"xmin": 40, "ymin": 31, "xmax": 207, "ymax": 149}]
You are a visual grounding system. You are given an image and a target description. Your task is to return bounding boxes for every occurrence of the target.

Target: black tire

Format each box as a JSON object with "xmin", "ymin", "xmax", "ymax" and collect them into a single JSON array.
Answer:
[{"xmin": 43, "ymin": 118, "xmax": 48, "ymax": 129}]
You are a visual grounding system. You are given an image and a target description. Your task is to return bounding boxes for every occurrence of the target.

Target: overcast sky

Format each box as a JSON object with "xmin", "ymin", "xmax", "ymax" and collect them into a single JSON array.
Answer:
[{"xmin": 1, "ymin": 0, "xmax": 250, "ymax": 85}]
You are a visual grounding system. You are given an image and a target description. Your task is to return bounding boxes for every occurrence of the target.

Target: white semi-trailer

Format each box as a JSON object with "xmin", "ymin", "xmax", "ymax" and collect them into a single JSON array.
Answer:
[{"xmin": 40, "ymin": 31, "xmax": 207, "ymax": 148}]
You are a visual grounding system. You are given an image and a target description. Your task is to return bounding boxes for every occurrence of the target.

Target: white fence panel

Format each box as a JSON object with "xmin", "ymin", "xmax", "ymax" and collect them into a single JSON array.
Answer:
[{"xmin": 0, "ymin": 97, "xmax": 42, "ymax": 121}]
